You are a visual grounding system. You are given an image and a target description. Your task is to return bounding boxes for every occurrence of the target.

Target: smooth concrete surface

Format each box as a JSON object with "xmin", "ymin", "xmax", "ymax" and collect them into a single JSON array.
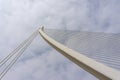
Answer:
[{"xmin": 39, "ymin": 27, "xmax": 120, "ymax": 80}]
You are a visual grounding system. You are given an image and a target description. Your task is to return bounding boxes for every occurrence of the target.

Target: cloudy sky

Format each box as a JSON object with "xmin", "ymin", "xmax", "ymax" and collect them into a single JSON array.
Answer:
[{"xmin": 0, "ymin": 0, "xmax": 120, "ymax": 80}]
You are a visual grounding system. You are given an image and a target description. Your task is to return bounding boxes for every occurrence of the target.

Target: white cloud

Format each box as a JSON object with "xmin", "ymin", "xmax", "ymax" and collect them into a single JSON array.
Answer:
[{"xmin": 0, "ymin": 0, "xmax": 120, "ymax": 80}]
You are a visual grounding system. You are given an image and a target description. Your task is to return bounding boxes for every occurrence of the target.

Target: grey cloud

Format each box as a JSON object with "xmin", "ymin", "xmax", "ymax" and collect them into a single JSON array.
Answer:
[{"xmin": 0, "ymin": 0, "xmax": 120, "ymax": 80}]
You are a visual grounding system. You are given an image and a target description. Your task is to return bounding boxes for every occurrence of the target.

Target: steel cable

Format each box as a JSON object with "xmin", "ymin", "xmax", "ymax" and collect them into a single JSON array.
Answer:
[{"xmin": 0, "ymin": 30, "xmax": 38, "ymax": 79}]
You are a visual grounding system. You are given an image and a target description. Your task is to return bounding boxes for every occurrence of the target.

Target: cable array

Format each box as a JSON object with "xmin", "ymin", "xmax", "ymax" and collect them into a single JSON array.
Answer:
[
  {"xmin": 45, "ymin": 29, "xmax": 120, "ymax": 71},
  {"xmin": 0, "ymin": 30, "xmax": 38, "ymax": 79}
]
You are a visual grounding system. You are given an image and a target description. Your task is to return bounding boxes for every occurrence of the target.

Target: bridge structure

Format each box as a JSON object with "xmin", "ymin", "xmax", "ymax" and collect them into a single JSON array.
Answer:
[{"xmin": 0, "ymin": 26, "xmax": 120, "ymax": 80}]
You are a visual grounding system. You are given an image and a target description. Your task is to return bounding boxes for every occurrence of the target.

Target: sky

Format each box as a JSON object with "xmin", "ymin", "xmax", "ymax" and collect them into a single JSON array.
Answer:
[{"xmin": 0, "ymin": 0, "xmax": 120, "ymax": 80}]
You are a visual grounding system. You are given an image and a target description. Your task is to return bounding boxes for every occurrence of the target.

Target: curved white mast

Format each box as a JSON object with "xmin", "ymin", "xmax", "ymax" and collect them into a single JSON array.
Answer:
[{"xmin": 39, "ymin": 27, "xmax": 120, "ymax": 80}]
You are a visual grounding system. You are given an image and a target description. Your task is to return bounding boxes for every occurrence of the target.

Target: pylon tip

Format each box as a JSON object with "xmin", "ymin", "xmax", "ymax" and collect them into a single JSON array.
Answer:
[{"xmin": 41, "ymin": 26, "xmax": 44, "ymax": 30}]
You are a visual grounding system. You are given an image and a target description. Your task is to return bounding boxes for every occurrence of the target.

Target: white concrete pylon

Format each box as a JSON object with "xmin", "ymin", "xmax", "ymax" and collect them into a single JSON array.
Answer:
[{"xmin": 39, "ymin": 27, "xmax": 120, "ymax": 80}]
